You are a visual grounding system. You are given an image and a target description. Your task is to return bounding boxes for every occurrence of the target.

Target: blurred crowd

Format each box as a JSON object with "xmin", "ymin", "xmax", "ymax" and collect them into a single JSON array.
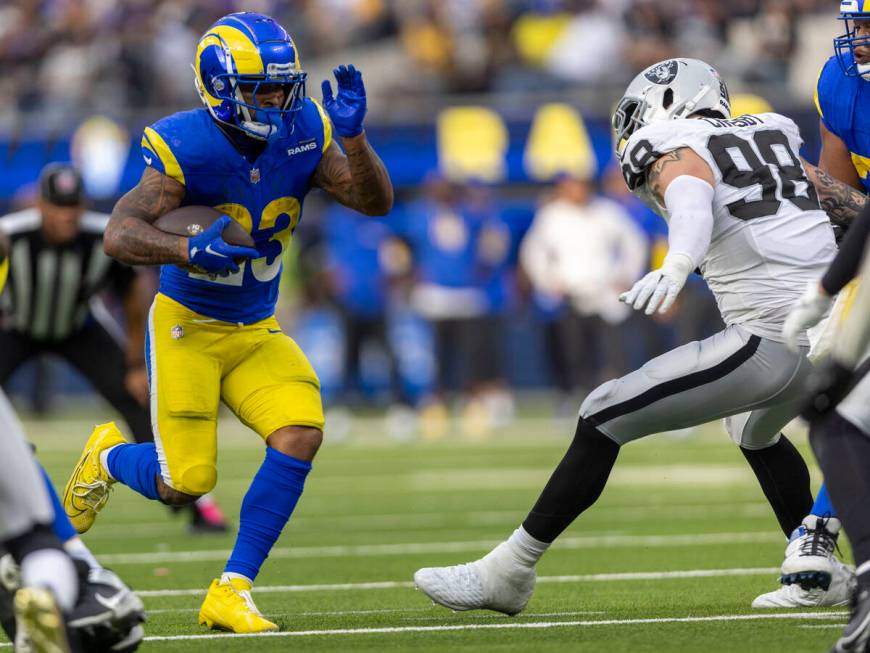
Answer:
[{"xmin": 0, "ymin": 0, "xmax": 838, "ymax": 130}]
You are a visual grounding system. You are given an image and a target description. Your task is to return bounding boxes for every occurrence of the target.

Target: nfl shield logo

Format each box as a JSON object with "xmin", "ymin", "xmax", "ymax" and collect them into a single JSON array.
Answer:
[
  {"xmin": 250, "ymin": 168, "xmax": 260, "ymax": 184},
  {"xmin": 171, "ymin": 325, "xmax": 184, "ymax": 340}
]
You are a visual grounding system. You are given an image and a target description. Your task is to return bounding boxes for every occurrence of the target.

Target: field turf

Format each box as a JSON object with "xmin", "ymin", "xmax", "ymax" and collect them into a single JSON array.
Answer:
[{"xmin": 12, "ymin": 410, "xmax": 849, "ymax": 652}]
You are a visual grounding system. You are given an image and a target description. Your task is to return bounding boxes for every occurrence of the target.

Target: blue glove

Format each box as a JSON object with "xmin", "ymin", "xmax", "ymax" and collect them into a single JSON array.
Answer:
[
  {"xmin": 321, "ymin": 64, "xmax": 367, "ymax": 138},
  {"xmin": 187, "ymin": 215, "xmax": 259, "ymax": 275}
]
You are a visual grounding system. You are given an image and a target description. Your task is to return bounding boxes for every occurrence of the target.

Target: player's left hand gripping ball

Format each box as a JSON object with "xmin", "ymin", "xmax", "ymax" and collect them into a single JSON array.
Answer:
[{"xmin": 322, "ymin": 64, "xmax": 367, "ymax": 138}]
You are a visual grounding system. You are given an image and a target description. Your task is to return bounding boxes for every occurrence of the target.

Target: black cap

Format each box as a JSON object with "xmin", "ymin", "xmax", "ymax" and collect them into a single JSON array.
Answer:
[{"xmin": 39, "ymin": 163, "xmax": 84, "ymax": 206}]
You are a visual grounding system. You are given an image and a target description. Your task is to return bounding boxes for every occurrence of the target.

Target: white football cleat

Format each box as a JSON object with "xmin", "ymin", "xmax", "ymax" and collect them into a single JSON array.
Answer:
[
  {"xmin": 780, "ymin": 516, "xmax": 841, "ymax": 587},
  {"xmin": 752, "ymin": 557, "xmax": 855, "ymax": 608},
  {"xmin": 414, "ymin": 542, "xmax": 536, "ymax": 615}
]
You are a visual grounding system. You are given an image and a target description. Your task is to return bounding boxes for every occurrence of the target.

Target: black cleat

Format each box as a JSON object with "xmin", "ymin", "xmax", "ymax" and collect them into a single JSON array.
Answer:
[
  {"xmin": 69, "ymin": 563, "xmax": 145, "ymax": 651},
  {"xmin": 831, "ymin": 588, "xmax": 870, "ymax": 652}
]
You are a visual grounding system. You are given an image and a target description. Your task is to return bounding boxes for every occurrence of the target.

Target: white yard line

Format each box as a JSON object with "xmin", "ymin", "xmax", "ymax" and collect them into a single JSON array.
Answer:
[
  {"xmin": 145, "ymin": 607, "xmax": 423, "ymax": 616},
  {"xmin": 98, "ymin": 531, "xmax": 780, "ymax": 565},
  {"xmin": 135, "ymin": 612, "xmax": 850, "ymax": 642},
  {"xmin": 0, "ymin": 611, "xmax": 845, "ymax": 648},
  {"xmin": 136, "ymin": 566, "xmax": 781, "ymax": 598}
]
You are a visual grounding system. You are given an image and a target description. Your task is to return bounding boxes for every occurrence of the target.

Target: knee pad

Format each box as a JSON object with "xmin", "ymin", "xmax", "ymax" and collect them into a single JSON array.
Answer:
[{"xmin": 177, "ymin": 464, "xmax": 217, "ymax": 496}]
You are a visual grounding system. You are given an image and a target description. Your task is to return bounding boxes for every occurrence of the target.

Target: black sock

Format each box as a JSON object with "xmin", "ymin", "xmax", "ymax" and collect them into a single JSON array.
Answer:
[
  {"xmin": 522, "ymin": 417, "xmax": 620, "ymax": 543},
  {"xmin": 810, "ymin": 411, "xmax": 870, "ymax": 570},
  {"xmin": 740, "ymin": 435, "xmax": 813, "ymax": 537}
]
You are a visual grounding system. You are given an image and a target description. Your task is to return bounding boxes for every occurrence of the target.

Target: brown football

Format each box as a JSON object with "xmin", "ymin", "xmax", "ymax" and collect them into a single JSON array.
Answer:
[{"xmin": 153, "ymin": 206, "xmax": 254, "ymax": 247}]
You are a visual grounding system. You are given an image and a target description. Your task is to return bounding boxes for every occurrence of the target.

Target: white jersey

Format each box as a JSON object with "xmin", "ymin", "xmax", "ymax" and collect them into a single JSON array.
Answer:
[{"xmin": 620, "ymin": 112, "xmax": 837, "ymax": 345}]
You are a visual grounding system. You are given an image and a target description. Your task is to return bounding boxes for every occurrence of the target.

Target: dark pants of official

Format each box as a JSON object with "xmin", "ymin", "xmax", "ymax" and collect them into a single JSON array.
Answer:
[
  {"xmin": 0, "ymin": 322, "xmax": 151, "ymax": 443},
  {"xmin": 545, "ymin": 311, "xmax": 627, "ymax": 396},
  {"xmin": 433, "ymin": 316, "xmax": 502, "ymax": 393}
]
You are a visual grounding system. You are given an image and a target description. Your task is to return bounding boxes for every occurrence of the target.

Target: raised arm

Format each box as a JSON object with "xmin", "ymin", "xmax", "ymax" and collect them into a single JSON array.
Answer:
[
  {"xmin": 802, "ymin": 159, "xmax": 868, "ymax": 230},
  {"xmin": 104, "ymin": 167, "xmax": 187, "ymax": 265},
  {"xmin": 312, "ymin": 64, "xmax": 393, "ymax": 217},
  {"xmin": 312, "ymin": 137, "xmax": 393, "ymax": 216}
]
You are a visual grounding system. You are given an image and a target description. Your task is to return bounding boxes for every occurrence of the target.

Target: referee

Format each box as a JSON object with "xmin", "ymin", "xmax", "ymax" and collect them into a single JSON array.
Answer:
[{"xmin": 0, "ymin": 163, "xmax": 228, "ymax": 533}]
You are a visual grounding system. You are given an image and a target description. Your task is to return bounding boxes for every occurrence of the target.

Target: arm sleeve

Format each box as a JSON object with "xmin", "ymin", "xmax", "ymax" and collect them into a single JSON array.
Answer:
[
  {"xmin": 821, "ymin": 202, "xmax": 870, "ymax": 295},
  {"xmin": 663, "ymin": 175, "xmax": 715, "ymax": 269}
]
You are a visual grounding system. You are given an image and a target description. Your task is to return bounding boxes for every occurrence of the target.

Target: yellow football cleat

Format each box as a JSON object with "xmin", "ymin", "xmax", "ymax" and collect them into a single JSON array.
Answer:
[
  {"xmin": 198, "ymin": 578, "xmax": 278, "ymax": 633},
  {"xmin": 62, "ymin": 422, "xmax": 125, "ymax": 534},
  {"xmin": 14, "ymin": 587, "xmax": 71, "ymax": 653}
]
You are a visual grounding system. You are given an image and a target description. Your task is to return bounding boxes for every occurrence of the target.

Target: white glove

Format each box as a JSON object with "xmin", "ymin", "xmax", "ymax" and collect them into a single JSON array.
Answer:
[
  {"xmin": 619, "ymin": 252, "xmax": 694, "ymax": 316},
  {"xmin": 782, "ymin": 281, "xmax": 833, "ymax": 352}
]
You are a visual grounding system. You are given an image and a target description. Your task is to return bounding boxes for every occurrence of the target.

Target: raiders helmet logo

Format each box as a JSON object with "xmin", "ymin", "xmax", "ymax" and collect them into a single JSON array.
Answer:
[{"xmin": 644, "ymin": 60, "xmax": 679, "ymax": 85}]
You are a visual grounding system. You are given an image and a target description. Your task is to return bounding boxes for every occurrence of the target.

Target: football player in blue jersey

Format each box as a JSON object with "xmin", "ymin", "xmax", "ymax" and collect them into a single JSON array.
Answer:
[
  {"xmin": 60, "ymin": 11, "xmax": 392, "ymax": 634},
  {"xmin": 752, "ymin": 0, "xmax": 870, "ymax": 610}
]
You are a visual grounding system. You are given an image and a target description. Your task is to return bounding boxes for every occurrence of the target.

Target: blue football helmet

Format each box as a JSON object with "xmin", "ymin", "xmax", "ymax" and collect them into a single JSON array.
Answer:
[
  {"xmin": 835, "ymin": 0, "xmax": 870, "ymax": 78},
  {"xmin": 193, "ymin": 12, "xmax": 307, "ymax": 141}
]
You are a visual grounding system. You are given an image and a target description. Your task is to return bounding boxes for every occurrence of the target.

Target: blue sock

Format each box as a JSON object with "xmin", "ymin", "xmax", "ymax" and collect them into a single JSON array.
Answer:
[
  {"xmin": 225, "ymin": 448, "xmax": 311, "ymax": 581},
  {"xmin": 789, "ymin": 483, "xmax": 837, "ymax": 541},
  {"xmin": 106, "ymin": 443, "xmax": 161, "ymax": 501},
  {"xmin": 810, "ymin": 483, "xmax": 836, "ymax": 519},
  {"xmin": 38, "ymin": 464, "xmax": 76, "ymax": 543}
]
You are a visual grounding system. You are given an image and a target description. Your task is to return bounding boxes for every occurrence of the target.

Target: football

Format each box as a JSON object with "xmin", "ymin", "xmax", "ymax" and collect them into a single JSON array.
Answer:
[{"xmin": 153, "ymin": 206, "xmax": 254, "ymax": 248}]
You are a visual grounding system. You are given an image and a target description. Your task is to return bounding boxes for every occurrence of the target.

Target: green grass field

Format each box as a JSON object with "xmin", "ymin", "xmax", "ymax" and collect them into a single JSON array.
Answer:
[{"xmin": 11, "ymin": 410, "xmax": 851, "ymax": 652}]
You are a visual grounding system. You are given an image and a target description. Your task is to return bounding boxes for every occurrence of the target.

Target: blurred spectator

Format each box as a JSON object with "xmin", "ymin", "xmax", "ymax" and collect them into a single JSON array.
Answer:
[
  {"xmin": 743, "ymin": 0, "xmax": 799, "ymax": 85},
  {"xmin": 323, "ymin": 205, "xmax": 402, "ymax": 404},
  {"xmin": 520, "ymin": 175, "xmax": 646, "ymax": 399},
  {"xmin": 0, "ymin": 0, "xmax": 840, "ymax": 130},
  {"xmin": 399, "ymin": 176, "xmax": 512, "ymax": 431}
]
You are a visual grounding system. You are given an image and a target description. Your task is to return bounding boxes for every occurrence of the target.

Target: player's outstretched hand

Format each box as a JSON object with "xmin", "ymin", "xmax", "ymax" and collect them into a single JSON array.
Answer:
[
  {"xmin": 187, "ymin": 215, "xmax": 259, "ymax": 275},
  {"xmin": 321, "ymin": 64, "xmax": 367, "ymax": 138},
  {"xmin": 782, "ymin": 281, "xmax": 834, "ymax": 352},
  {"xmin": 619, "ymin": 253, "xmax": 693, "ymax": 316}
]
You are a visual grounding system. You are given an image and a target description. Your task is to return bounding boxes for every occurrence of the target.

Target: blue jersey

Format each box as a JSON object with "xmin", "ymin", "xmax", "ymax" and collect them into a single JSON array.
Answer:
[
  {"xmin": 816, "ymin": 54, "xmax": 870, "ymax": 193},
  {"xmin": 141, "ymin": 99, "xmax": 332, "ymax": 323}
]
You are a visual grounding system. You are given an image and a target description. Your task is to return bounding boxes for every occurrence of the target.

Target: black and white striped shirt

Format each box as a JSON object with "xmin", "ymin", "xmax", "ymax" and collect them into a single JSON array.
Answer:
[{"xmin": 0, "ymin": 209, "xmax": 134, "ymax": 342}]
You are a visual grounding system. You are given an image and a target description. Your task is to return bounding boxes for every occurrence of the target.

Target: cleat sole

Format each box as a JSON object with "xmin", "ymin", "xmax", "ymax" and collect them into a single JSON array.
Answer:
[{"xmin": 780, "ymin": 571, "xmax": 833, "ymax": 591}]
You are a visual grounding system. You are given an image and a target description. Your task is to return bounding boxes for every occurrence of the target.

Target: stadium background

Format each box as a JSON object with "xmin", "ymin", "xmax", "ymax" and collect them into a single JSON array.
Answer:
[{"xmin": 0, "ymin": 0, "xmax": 845, "ymax": 440}]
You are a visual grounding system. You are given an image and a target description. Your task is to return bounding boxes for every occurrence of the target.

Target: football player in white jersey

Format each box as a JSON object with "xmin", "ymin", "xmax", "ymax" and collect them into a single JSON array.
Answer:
[{"xmin": 413, "ymin": 58, "xmax": 868, "ymax": 616}]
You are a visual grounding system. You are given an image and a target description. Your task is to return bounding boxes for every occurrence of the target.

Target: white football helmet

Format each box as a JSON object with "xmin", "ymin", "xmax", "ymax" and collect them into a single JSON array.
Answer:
[{"xmin": 612, "ymin": 58, "xmax": 731, "ymax": 156}]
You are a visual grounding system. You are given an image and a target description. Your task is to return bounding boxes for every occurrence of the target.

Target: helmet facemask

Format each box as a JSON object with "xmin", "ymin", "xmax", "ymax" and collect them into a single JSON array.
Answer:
[{"xmin": 835, "ymin": 14, "xmax": 870, "ymax": 79}]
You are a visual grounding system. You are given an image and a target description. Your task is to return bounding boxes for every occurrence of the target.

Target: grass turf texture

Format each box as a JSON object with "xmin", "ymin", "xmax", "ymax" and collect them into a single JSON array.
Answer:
[{"xmin": 12, "ymin": 410, "xmax": 849, "ymax": 652}]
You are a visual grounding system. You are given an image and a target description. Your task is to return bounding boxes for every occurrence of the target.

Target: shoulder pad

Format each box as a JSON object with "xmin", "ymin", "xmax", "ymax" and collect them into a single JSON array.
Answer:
[
  {"xmin": 620, "ymin": 120, "xmax": 716, "ymax": 191},
  {"xmin": 288, "ymin": 98, "xmax": 332, "ymax": 153},
  {"xmin": 815, "ymin": 56, "xmax": 845, "ymax": 132},
  {"xmin": 141, "ymin": 110, "xmax": 211, "ymax": 186}
]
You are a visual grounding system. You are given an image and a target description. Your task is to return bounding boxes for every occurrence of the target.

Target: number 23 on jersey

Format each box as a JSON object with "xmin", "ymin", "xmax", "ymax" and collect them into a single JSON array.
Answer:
[{"xmin": 190, "ymin": 197, "xmax": 300, "ymax": 286}]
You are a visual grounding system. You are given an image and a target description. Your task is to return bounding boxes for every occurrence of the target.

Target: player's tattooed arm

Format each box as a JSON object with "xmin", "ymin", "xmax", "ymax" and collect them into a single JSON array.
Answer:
[
  {"xmin": 646, "ymin": 147, "xmax": 715, "ymax": 205},
  {"xmin": 312, "ymin": 135, "xmax": 394, "ymax": 216},
  {"xmin": 803, "ymin": 160, "xmax": 868, "ymax": 231},
  {"xmin": 104, "ymin": 167, "xmax": 188, "ymax": 265}
]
